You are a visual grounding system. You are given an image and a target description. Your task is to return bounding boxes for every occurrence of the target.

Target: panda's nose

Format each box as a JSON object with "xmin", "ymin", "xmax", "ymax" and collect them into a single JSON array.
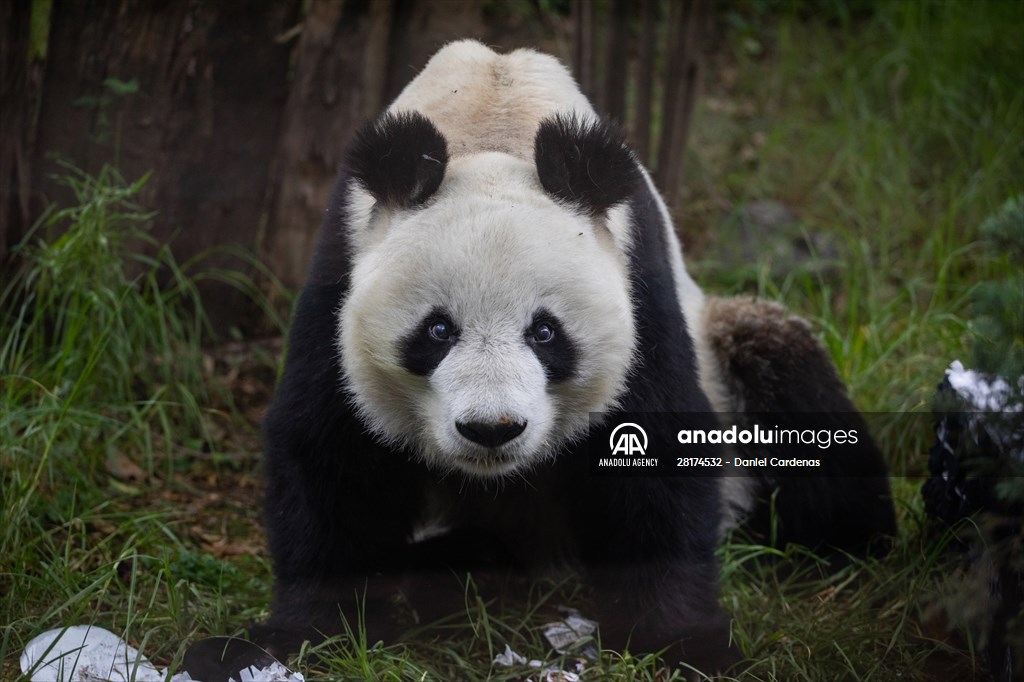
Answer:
[{"xmin": 456, "ymin": 419, "xmax": 527, "ymax": 447}]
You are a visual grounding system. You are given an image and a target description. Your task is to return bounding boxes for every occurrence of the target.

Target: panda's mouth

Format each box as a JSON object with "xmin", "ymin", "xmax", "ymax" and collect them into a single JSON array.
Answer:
[
  {"xmin": 450, "ymin": 448, "xmax": 522, "ymax": 476},
  {"xmin": 456, "ymin": 449, "xmax": 512, "ymax": 465}
]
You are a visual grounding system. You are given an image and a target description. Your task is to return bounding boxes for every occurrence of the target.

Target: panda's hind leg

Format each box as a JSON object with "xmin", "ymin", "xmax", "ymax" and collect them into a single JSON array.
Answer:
[{"xmin": 703, "ymin": 296, "xmax": 896, "ymax": 554}]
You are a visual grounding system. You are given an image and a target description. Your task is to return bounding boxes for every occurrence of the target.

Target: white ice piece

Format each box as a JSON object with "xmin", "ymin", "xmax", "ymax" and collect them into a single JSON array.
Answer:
[
  {"xmin": 20, "ymin": 626, "xmax": 162, "ymax": 682},
  {"xmin": 493, "ymin": 644, "xmax": 529, "ymax": 667},
  {"xmin": 22, "ymin": 627, "xmax": 305, "ymax": 682},
  {"xmin": 231, "ymin": 660, "xmax": 305, "ymax": 682},
  {"xmin": 946, "ymin": 360, "xmax": 1023, "ymax": 412},
  {"xmin": 541, "ymin": 611, "xmax": 597, "ymax": 654}
]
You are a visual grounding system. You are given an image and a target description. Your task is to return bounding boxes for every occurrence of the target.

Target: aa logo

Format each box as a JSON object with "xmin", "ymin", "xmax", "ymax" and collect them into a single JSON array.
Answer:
[{"xmin": 609, "ymin": 422, "xmax": 648, "ymax": 456}]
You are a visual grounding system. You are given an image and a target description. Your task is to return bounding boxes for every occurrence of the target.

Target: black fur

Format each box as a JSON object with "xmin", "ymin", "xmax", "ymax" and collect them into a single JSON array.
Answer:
[
  {"xmin": 400, "ymin": 308, "xmax": 458, "ymax": 376},
  {"xmin": 257, "ymin": 108, "xmax": 893, "ymax": 676},
  {"xmin": 566, "ymin": 174, "xmax": 734, "ymax": 668},
  {"xmin": 534, "ymin": 114, "xmax": 641, "ymax": 216},
  {"xmin": 704, "ymin": 298, "xmax": 897, "ymax": 554},
  {"xmin": 258, "ymin": 127, "xmax": 737, "ymax": 672},
  {"xmin": 348, "ymin": 111, "xmax": 448, "ymax": 208},
  {"xmin": 257, "ymin": 164, "xmax": 435, "ymax": 654},
  {"xmin": 526, "ymin": 309, "xmax": 578, "ymax": 382}
]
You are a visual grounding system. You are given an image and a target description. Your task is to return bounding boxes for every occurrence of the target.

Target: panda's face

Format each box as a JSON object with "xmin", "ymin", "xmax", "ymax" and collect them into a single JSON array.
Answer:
[{"xmin": 339, "ymin": 152, "xmax": 635, "ymax": 477}]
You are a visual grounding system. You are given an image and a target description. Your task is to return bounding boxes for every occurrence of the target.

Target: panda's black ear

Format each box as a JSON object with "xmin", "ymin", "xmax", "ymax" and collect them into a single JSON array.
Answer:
[
  {"xmin": 347, "ymin": 111, "xmax": 449, "ymax": 208},
  {"xmin": 534, "ymin": 114, "xmax": 641, "ymax": 216}
]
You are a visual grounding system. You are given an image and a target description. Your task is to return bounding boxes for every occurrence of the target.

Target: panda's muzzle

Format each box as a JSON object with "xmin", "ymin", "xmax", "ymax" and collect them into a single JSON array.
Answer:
[{"xmin": 455, "ymin": 419, "xmax": 527, "ymax": 447}]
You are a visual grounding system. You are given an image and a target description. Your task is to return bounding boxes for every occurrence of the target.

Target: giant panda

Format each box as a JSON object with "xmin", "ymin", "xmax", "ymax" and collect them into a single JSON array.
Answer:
[{"xmin": 257, "ymin": 40, "xmax": 896, "ymax": 673}]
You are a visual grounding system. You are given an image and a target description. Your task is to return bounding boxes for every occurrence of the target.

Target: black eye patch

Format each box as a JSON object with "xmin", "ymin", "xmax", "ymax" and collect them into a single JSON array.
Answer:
[
  {"xmin": 526, "ymin": 309, "xmax": 578, "ymax": 382},
  {"xmin": 401, "ymin": 308, "xmax": 458, "ymax": 376}
]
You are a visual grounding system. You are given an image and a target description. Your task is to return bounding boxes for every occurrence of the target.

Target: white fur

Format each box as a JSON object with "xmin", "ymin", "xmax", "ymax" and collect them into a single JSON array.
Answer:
[
  {"xmin": 340, "ymin": 40, "xmax": 754, "ymax": 520},
  {"xmin": 390, "ymin": 40, "xmax": 725, "ymax": 415},
  {"xmin": 388, "ymin": 39, "xmax": 596, "ymax": 160},
  {"xmin": 339, "ymin": 153, "xmax": 634, "ymax": 477}
]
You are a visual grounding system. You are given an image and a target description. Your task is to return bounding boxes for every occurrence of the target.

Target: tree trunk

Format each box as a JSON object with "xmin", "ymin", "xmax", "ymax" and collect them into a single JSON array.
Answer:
[
  {"xmin": 4, "ymin": 0, "xmax": 709, "ymax": 329},
  {"xmin": 260, "ymin": 0, "xmax": 394, "ymax": 289},
  {"xmin": 633, "ymin": 0, "xmax": 657, "ymax": 164},
  {"xmin": 655, "ymin": 0, "xmax": 706, "ymax": 208},
  {"xmin": 603, "ymin": 0, "xmax": 630, "ymax": 126},
  {"xmin": 262, "ymin": 0, "xmax": 486, "ymax": 289},
  {"xmin": 573, "ymin": 0, "xmax": 596, "ymax": 104},
  {"xmin": 30, "ymin": 0, "xmax": 301, "ymax": 327},
  {"xmin": 1, "ymin": 0, "xmax": 48, "ymax": 262}
]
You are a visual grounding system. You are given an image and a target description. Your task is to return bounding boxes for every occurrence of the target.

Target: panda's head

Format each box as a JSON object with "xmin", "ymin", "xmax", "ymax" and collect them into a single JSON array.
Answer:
[{"xmin": 338, "ymin": 111, "xmax": 641, "ymax": 478}]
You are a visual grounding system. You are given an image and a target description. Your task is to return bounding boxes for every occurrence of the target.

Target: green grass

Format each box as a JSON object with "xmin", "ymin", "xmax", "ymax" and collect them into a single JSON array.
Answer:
[
  {"xmin": 689, "ymin": 0, "xmax": 1022, "ymax": 440},
  {"xmin": 721, "ymin": 479, "xmax": 980, "ymax": 681},
  {"xmin": 0, "ymin": 164, "xmax": 277, "ymax": 677},
  {"xmin": 3, "ymin": 1, "xmax": 1022, "ymax": 680}
]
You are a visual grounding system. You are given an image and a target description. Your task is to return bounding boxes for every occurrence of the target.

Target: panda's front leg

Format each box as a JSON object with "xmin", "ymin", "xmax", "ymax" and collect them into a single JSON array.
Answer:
[
  {"xmin": 255, "ymin": 526, "xmax": 505, "ymax": 658},
  {"xmin": 573, "ymin": 475, "xmax": 739, "ymax": 674},
  {"xmin": 255, "ymin": 426, "xmax": 436, "ymax": 657},
  {"xmin": 256, "ymin": 447, "xmax": 514, "ymax": 658}
]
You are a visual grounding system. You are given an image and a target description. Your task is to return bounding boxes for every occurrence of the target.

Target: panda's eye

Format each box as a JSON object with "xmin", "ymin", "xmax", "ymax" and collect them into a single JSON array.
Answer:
[
  {"xmin": 526, "ymin": 309, "xmax": 576, "ymax": 382},
  {"xmin": 530, "ymin": 321, "xmax": 556, "ymax": 344},
  {"xmin": 402, "ymin": 309, "xmax": 457, "ymax": 376},
  {"xmin": 428, "ymin": 319, "xmax": 453, "ymax": 342}
]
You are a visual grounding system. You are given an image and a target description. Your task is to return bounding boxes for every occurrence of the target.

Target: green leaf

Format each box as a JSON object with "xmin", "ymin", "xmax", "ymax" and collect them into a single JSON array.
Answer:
[{"xmin": 103, "ymin": 77, "xmax": 140, "ymax": 97}]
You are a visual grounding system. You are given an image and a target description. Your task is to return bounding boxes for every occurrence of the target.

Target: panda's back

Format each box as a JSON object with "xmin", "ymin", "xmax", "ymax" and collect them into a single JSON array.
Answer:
[{"xmin": 388, "ymin": 39, "xmax": 595, "ymax": 160}]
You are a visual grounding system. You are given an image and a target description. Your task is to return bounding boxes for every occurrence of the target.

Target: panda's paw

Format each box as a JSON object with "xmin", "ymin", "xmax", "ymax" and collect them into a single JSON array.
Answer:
[
  {"xmin": 657, "ymin": 633, "xmax": 742, "ymax": 680},
  {"xmin": 600, "ymin": 616, "xmax": 740, "ymax": 677},
  {"xmin": 246, "ymin": 621, "xmax": 309, "ymax": 662},
  {"xmin": 254, "ymin": 579, "xmax": 413, "ymax": 656}
]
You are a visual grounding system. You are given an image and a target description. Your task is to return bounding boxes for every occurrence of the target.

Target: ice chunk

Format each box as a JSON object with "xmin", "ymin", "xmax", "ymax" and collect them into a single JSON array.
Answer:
[
  {"xmin": 946, "ymin": 360, "xmax": 1022, "ymax": 412},
  {"xmin": 20, "ymin": 625, "xmax": 162, "ymax": 682}
]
